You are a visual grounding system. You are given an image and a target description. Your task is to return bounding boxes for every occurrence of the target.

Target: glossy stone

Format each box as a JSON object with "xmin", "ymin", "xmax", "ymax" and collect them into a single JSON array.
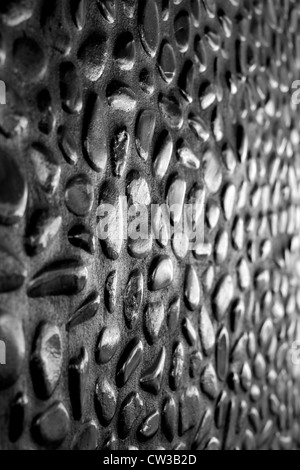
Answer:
[
  {"xmin": 206, "ymin": 200, "xmax": 220, "ymax": 230},
  {"xmin": 126, "ymin": 171, "xmax": 151, "ymax": 206},
  {"xmin": 139, "ymin": 68, "xmax": 154, "ymax": 94},
  {"xmin": 182, "ymin": 317, "xmax": 197, "ymax": 346},
  {"xmin": 69, "ymin": 347, "xmax": 89, "ymax": 420},
  {"xmin": 169, "ymin": 341, "xmax": 184, "ymax": 391},
  {"xmin": 151, "ymin": 204, "xmax": 170, "ymax": 248},
  {"xmin": 95, "ymin": 325, "xmax": 120, "ymax": 364},
  {"xmin": 105, "ymin": 271, "xmax": 117, "ymax": 314},
  {"xmin": 149, "ymin": 255, "xmax": 174, "ymax": 291},
  {"xmin": 214, "ymin": 230, "xmax": 229, "ymax": 264},
  {"xmin": 114, "ymin": 32, "xmax": 136, "ymax": 70},
  {"xmin": 57, "ymin": 126, "xmax": 79, "ymax": 165},
  {"xmin": 179, "ymin": 386, "xmax": 201, "ymax": 435},
  {"xmin": 199, "ymin": 306, "xmax": 215, "ymax": 356},
  {"xmin": 144, "ymin": 301, "xmax": 165, "ymax": 344},
  {"xmin": 215, "ymin": 391, "xmax": 229, "ymax": 429},
  {"xmin": 159, "ymin": 93, "xmax": 183, "ymax": 129},
  {"xmin": 128, "ymin": 236, "xmax": 153, "ymax": 260},
  {"xmin": 28, "ymin": 259, "xmax": 88, "ymax": 297},
  {"xmin": 138, "ymin": 411, "xmax": 160, "ymax": 441},
  {"xmin": 139, "ymin": 0, "xmax": 160, "ymax": 57},
  {"xmin": 0, "ymin": 312, "xmax": 25, "ymax": 391},
  {"xmin": 0, "ymin": 149, "xmax": 28, "ymax": 225},
  {"xmin": 111, "ymin": 128, "xmax": 130, "ymax": 177},
  {"xmin": 118, "ymin": 392, "xmax": 143, "ymax": 439},
  {"xmin": 95, "ymin": 377, "xmax": 117, "ymax": 426},
  {"xmin": 0, "ymin": 245, "xmax": 26, "ymax": 292},
  {"xmin": 0, "ymin": 85, "xmax": 29, "ymax": 139},
  {"xmin": 97, "ymin": 0, "xmax": 116, "ymax": 23},
  {"xmin": 135, "ymin": 110, "xmax": 156, "ymax": 161},
  {"xmin": 162, "ymin": 396, "xmax": 177, "ymax": 442},
  {"xmin": 140, "ymin": 347, "xmax": 166, "ymax": 395},
  {"xmin": 32, "ymin": 402, "xmax": 70, "ymax": 447},
  {"xmin": 167, "ymin": 175, "xmax": 186, "ymax": 225},
  {"xmin": 102, "ymin": 432, "xmax": 118, "ymax": 450},
  {"xmin": 60, "ymin": 62, "xmax": 83, "ymax": 114},
  {"xmin": 124, "ymin": 269, "xmax": 143, "ymax": 329},
  {"xmin": 158, "ymin": 41, "xmax": 176, "ymax": 83},
  {"xmin": 201, "ymin": 364, "xmax": 218, "ymax": 399},
  {"xmin": 107, "ymin": 81, "xmax": 136, "ymax": 112},
  {"xmin": 216, "ymin": 327, "xmax": 229, "ymax": 381},
  {"xmin": 199, "ymin": 81, "xmax": 216, "ymax": 109},
  {"xmin": 116, "ymin": 338, "xmax": 143, "ymax": 387},
  {"xmin": 193, "ymin": 409, "xmax": 213, "ymax": 449},
  {"xmin": 30, "ymin": 322, "xmax": 63, "ymax": 399},
  {"xmin": 203, "ymin": 149, "xmax": 223, "ymax": 194},
  {"xmin": 174, "ymin": 11, "xmax": 191, "ymax": 52},
  {"xmin": 83, "ymin": 94, "xmax": 107, "ymax": 173},
  {"xmin": 9, "ymin": 392, "xmax": 28, "ymax": 443},
  {"xmin": 68, "ymin": 224, "xmax": 95, "ymax": 255},
  {"xmin": 189, "ymin": 351, "xmax": 202, "ymax": 378},
  {"xmin": 71, "ymin": 421, "xmax": 98, "ymax": 450},
  {"xmin": 65, "ymin": 174, "xmax": 94, "ymax": 217},
  {"xmin": 30, "ymin": 143, "xmax": 61, "ymax": 195},
  {"xmin": 168, "ymin": 296, "xmax": 180, "ymax": 333},
  {"xmin": 222, "ymin": 184, "xmax": 236, "ymax": 221},
  {"xmin": 66, "ymin": 291, "xmax": 100, "ymax": 330},
  {"xmin": 212, "ymin": 275, "xmax": 234, "ymax": 320},
  {"xmin": 98, "ymin": 181, "xmax": 123, "ymax": 260},
  {"xmin": 78, "ymin": 34, "xmax": 108, "ymax": 81},
  {"xmin": 25, "ymin": 210, "xmax": 62, "ymax": 256},
  {"xmin": 37, "ymin": 89, "xmax": 55, "ymax": 135},
  {"xmin": 184, "ymin": 265, "xmax": 201, "ymax": 311},
  {"xmin": 176, "ymin": 140, "xmax": 200, "ymax": 170},
  {"xmin": 71, "ymin": 0, "xmax": 87, "ymax": 30},
  {"xmin": 153, "ymin": 130, "xmax": 174, "ymax": 179},
  {"xmin": 172, "ymin": 232, "xmax": 189, "ymax": 260}
]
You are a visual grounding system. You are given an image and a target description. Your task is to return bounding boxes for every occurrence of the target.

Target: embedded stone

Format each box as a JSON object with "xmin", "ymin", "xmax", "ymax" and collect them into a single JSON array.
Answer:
[
  {"xmin": 116, "ymin": 338, "xmax": 143, "ymax": 388},
  {"xmin": 69, "ymin": 347, "xmax": 89, "ymax": 420},
  {"xmin": 139, "ymin": 0, "xmax": 160, "ymax": 57},
  {"xmin": 124, "ymin": 269, "xmax": 143, "ymax": 328},
  {"xmin": 184, "ymin": 265, "xmax": 201, "ymax": 311},
  {"xmin": 0, "ymin": 149, "xmax": 28, "ymax": 225},
  {"xmin": 78, "ymin": 34, "xmax": 108, "ymax": 81},
  {"xmin": 65, "ymin": 174, "xmax": 94, "ymax": 217},
  {"xmin": 32, "ymin": 402, "xmax": 70, "ymax": 447},
  {"xmin": 25, "ymin": 210, "xmax": 62, "ymax": 256},
  {"xmin": 95, "ymin": 377, "xmax": 117, "ymax": 426},
  {"xmin": 30, "ymin": 322, "xmax": 62, "ymax": 400},
  {"xmin": 66, "ymin": 291, "xmax": 100, "ymax": 330},
  {"xmin": 0, "ymin": 312, "xmax": 25, "ymax": 391},
  {"xmin": 140, "ymin": 347, "xmax": 166, "ymax": 395},
  {"xmin": 135, "ymin": 110, "xmax": 156, "ymax": 161},
  {"xmin": 96, "ymin": 325, "xmax": 120, "ymax": 365},
  {"xmin": 0, "ymin": 245, "xmax": 26, "ymax": 293},
  {"xmin": 30, "ymin": 143, "xmax": 61, "ymax": 195},
  {"xmin": 138, "ymin": 411, "xmax": 160, "ymax": 441},
  {"xmin": 118, "ymin": 392, "xmax": 143, "ymax": 440},
  {"xmin": 27, "ymin": 259, "xmax": 88, "ymax": 297},
  {"xmin": 144, "ymin": 301, "xmax": 165, "ymax": 344},
  {"xmin": 149, "ymin": 255, "xmax": 174, "ymax": 291}
]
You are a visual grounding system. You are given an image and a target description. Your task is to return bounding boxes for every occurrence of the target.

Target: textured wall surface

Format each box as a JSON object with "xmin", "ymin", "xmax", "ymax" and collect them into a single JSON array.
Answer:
[{"xmin": 0, "ymin": 0, "xmax": 300, "ymax": 450}]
